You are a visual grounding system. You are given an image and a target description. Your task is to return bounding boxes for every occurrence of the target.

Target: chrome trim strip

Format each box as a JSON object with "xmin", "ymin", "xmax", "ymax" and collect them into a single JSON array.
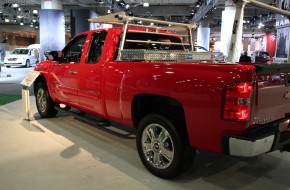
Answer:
[{"xmin": 79, "ymin": 89, "xmax": 100, "ymax": 95}]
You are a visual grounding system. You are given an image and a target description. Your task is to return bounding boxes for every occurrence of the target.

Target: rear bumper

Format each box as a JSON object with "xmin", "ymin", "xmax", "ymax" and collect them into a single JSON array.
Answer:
[{"xmin": 223, "ymin": 116, "xmax": 290, "ymax": 157}]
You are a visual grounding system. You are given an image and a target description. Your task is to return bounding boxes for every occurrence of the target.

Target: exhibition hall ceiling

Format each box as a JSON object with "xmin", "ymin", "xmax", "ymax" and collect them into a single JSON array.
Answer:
[{"xmin": 0, "ymin": 0, "xmax": 276, "ymax": 38}]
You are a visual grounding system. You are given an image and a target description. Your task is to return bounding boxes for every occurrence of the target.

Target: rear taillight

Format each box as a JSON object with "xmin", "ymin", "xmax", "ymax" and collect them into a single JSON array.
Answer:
[{"xmin": 223, "ymin": 82, "xmax": 253, "ymax": 121}]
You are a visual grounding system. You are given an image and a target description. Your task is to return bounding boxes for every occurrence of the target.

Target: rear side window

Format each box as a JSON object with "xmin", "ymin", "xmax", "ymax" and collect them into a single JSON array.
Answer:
[
  {"xmin": 124, "ymin": 32, "xmax": 184, "ymax": 50},
  {"xmin": 86, "ymin": 31, "xmax": 107, "ymax": 64}
]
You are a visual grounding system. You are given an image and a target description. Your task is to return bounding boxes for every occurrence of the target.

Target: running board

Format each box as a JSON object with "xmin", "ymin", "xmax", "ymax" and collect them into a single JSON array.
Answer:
[
  {"xmin": 54, "ymin": 106, "xmax": 110, "ymax": 127},
  {"xmin": 54, "ymin": 106, "xmax": 135, "ymax": 139}
]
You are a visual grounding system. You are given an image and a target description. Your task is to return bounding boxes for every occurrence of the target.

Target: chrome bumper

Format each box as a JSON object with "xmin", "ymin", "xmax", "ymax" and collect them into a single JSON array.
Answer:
[{"xmin": 229, "ymin": 135, "xmax": 275, "ymax": 157}]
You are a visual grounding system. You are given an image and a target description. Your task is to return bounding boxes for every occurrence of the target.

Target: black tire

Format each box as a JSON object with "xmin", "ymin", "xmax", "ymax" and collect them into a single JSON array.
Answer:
[
  {"xmin": 136, "ymin": 114, "xmax": 195, "ymax": 179},
  {"xmin": 6, "ymin": 66, "xmax": 11, "ymax": 68},
  {"xmin": 25, "ymin": 60, "xmax": 30, "ymax": 68},
  {"xmin": 35, "ymin": 83, "xmax": 58, "ymax": 118}
]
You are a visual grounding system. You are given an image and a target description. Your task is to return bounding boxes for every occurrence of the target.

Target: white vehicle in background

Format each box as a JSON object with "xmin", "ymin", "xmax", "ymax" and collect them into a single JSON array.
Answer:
[{"xmin": 4, "ymin": 44, "xmax": 40, "ymax": 68}]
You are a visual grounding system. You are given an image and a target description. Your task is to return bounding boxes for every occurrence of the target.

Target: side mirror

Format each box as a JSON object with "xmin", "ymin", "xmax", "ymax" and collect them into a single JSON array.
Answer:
[{"xmin": 45, "ymin": 51, "xmax": 60, "ymax": 62}]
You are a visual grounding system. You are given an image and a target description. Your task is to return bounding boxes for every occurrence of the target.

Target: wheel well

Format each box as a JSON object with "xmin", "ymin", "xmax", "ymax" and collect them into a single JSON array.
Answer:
[
  {"xmin": 132, "ymin": 94, "xmax": 189, "ymax": 142},
  {"xmin": 33, "ymin": 75, "xmax": 46, "ymax": 94}
]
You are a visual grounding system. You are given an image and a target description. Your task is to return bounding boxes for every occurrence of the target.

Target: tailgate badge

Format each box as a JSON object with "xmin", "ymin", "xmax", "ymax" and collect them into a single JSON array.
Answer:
[{"xmin": 284, "ymin": 91, "xmax": 290, "ymax": 99}]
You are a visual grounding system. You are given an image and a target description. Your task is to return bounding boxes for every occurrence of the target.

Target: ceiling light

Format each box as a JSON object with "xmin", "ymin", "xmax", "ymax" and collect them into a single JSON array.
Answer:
[
  {"xmin": 11, "ymin": 3, "xmax": 19, "ymax": 8},
  {"xmin": 143, "ymin": 2, "xmax": 149, "ymax": 7}
]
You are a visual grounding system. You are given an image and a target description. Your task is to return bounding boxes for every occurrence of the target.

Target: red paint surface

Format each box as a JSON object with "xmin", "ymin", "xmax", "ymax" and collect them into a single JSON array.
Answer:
[{"xmin": 34, "ymin": 28, "xmax": 290, "ymax": 154}]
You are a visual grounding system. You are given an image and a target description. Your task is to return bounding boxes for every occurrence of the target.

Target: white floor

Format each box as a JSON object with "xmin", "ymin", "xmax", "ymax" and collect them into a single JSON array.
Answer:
[
  {"xmin": 1, "ymin": 66, "xmax": 290, "ymax": 189},
  {"xmin": 0, "ymin": 66, "xmax": 34, "ymax": 82},
  {"xmin": 0, "ymin": 97, "xmax": 290, "ymax": 190}
]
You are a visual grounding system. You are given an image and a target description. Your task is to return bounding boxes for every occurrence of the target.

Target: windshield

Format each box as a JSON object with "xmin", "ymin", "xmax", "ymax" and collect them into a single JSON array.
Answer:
[{"xmin": 11, "ymin": 49, "xmax": 29, "ymax": 55}]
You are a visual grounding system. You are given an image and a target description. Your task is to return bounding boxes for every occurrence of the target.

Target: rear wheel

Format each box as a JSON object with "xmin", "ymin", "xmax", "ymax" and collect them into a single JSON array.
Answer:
[
  {"xmin": 35, "ymin": 83, "xmax": 58, "ymax": 118},
  {"xmin": 136, "ymin": 114, "xmax": 195, "ymax": 179}
]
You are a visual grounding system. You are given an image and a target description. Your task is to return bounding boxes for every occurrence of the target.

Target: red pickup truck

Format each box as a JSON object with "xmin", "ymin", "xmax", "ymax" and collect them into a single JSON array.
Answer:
[{"xmin": 34, "ymin": 2, "xmax": 290, "ymax": 178}]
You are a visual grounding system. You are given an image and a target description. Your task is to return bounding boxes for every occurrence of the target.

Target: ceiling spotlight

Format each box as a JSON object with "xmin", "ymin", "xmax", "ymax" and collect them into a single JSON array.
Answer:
[
  {"xmin": 11, "ymin": 3, "xmax": 19, "ymax": 8},
  {"xmin": 143, "ymin": 2, "xmax": 149, "ymax": 7},
  {"xmin": 96, "ymin": 0, "xmax": 104, "ymax": 4}
]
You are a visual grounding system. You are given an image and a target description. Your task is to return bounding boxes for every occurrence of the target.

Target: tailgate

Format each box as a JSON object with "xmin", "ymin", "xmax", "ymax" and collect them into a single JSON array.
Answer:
[{"xmin": 251, "ymin": 64, "xmax": 290, "ymax": 126}]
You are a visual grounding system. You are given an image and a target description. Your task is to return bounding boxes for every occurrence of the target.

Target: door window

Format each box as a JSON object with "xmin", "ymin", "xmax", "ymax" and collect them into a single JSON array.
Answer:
[{"xmin": 61, "ymin": 35, "xmax": 87, "ymax": 63}]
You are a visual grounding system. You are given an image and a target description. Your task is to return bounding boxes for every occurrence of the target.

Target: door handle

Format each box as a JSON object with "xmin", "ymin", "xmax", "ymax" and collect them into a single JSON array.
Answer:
[{"xmin": 69, "ymin": 71, "xmax": 78, "ymax": 75}]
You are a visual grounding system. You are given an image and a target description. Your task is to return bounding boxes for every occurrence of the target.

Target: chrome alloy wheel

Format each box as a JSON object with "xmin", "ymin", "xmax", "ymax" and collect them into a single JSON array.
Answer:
[
  {"xmin": 37, "ymin": 88, "xmax": 47, "ymax": 113},
  {"xmin": 141, "ymin": 123, "xmax": 174, "ymax": 169}
]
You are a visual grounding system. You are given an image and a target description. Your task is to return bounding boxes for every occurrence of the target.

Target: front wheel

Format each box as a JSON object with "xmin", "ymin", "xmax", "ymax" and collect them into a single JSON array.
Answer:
[
  {"xmin": 35, "ymin": 83, "xmax": 58, "ymax": 118},
  {"xmin": 136, "ymin": 114, "xmax": 195, "ymax": 178},
  {"xmin": 25, "ymin": 60, "xmax": 30, "ymax": 68}
]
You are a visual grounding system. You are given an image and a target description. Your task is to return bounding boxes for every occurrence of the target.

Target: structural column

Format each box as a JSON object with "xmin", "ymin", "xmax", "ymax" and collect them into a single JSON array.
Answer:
[
  {"xmin": 197, "ymin": 22, "xmax": 210, "ymax": 51},
  {"xmin": 70, "ymin": 10, "xmax": 98, "ymax": 37},
  {"xmin": 220, "ymin": 1, "xmax": 236, "ymax": 57},
  {"xmin": 40, "ymin": 0, "xmax": 65, "ymax": 61}
]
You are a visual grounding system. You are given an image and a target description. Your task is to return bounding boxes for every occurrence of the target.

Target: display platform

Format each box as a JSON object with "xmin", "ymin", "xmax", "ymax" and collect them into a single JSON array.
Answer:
[{"xmin": 0, "ymin": 97, "xmax": 290, "ymax": 190}]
